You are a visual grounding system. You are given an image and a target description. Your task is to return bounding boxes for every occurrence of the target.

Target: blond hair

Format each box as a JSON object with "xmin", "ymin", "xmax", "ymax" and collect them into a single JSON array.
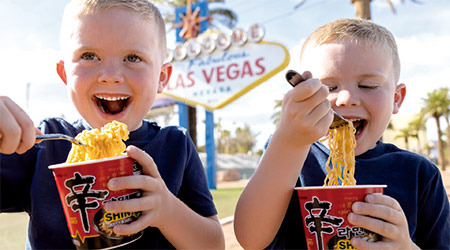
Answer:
[
  {"xmin": 60, "ymin": 0, "xmax": 166, "ymax": 51},
  {"xmin": 300, "ymin": 18, "xmax": 400, "ymax": 83}
]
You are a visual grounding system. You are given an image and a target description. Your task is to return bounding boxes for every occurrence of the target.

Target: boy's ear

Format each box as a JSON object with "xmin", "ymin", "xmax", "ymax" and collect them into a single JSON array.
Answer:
[
  {"xmin": 393, "ymin": 83, "xmax": 406, "ymax": 114},
  {"xmin": 157, "ymin": 63, "xmax": 172, "ymax": 93},
  {"xmin": 56, "ymin": 60, "xmax": 67, "ymax": 85}
]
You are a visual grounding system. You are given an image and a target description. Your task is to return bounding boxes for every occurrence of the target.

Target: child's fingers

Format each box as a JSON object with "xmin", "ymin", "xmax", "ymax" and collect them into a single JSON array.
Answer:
[
  {"xmin": 104, "ymin": 193, "xmax": 158, "ymax": 213},
  {"xmin": 34, "ymin": 128, "xmax": 44, "ymax": 143},
  {"xmin": 107, "ymin": 175, "xmax": 159, "ymax": 192},
  {"xmin": 350, "ymin": 236, "xmax": 392, "ymax": 250},
  {"xmin": 0, "ymin": 107, "xmax": 20, "ymax": 154},
  {"xmin": 126, "ymin": 145, "xmax": 160, "ymax": 178},
  {"xmin": 351, "ymin": 202, "xmax": 404, "ymax": 225},
  {"xmin": 349, "ymin": 194, "xmax": 407, "ymax": 240},
  {"xmin": 284, "ymin": 83, "xmax": 330, "ymax": 122},
  {"xmin": 111, "ymin": 213, "xmax": 152, "ymax": 236},
  {"xmin": 348, "ymin": 211, "xmax": 399, "ymax": 239},
  {"xmin": 301, "ymin": 70, "xmax": 312, "ymax": 80},
  {"xmin": 287, "ymin": 78, "xmax": 324, "ymax": 102},
  {"xmin": 308, "ymin": 94, "xmax": 331, "ymax": 120},
  {"xmin": 354, "ymin": 194, "xmax": 404, "ymax": 219},
  {"xmin": 0, "ymin": 97, "xmax": 35, "ymax": 154},
  {"xmin": 365, "ymin": 193, "xmax": 403, "ymax": 211}
]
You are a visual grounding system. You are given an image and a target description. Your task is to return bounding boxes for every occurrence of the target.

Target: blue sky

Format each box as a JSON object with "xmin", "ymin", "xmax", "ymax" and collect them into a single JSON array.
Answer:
[{"xmin": 1, "ymin": 0, "xmax": 449, "ymax": 148}]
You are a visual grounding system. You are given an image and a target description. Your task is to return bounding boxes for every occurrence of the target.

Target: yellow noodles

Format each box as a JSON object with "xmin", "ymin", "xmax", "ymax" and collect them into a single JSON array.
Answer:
[
  {"xmin": 323, "ymin": 122, "xmax": 357, "ymax": 186},
  {"xmin": 66, "ymin": 121, "xmax": 129, "ymax": 163}
]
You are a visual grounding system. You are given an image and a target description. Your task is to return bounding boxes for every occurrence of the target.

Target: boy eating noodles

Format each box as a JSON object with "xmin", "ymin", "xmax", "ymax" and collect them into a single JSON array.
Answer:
[
  {"xmin": 0, "ymin": 0, "xmax": 224, "ymax": 249},
  {"xmin": 234, "ymin": 18, "xmax": 449, "ymax": 249}
]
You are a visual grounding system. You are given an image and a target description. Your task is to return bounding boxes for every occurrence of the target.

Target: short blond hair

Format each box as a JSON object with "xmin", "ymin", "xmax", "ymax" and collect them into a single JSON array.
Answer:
[
  {"xmin": 60, "ymin": 0, "xmax": 166, "ymax": 51},
  {"xmin": 300, "ymin": 18, "xmax": 400, "ymax": 83}
]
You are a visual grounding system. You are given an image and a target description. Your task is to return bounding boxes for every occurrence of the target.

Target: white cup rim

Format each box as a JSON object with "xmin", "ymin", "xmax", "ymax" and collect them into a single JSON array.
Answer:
[
  {"xmin": 295, "ymin": 184, "xmax": 387, "ymax": 190},
  {"xmin": 48, "ymin": 154, "xmax": 129, "ymax": 169}
]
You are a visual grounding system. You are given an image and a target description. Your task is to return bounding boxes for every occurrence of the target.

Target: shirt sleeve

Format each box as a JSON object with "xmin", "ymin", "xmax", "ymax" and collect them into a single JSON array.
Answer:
[
  {"xmin": 0, "ymin": 144, "xmax": 37, "ymax": 212},
  {"xmin": 415, "ymin": 167, "xmax": 450, "ymax": 249}
]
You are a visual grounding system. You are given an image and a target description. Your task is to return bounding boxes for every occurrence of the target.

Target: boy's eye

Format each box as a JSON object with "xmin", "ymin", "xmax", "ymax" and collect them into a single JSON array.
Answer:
[
  {"xmin": 124, "ymin": 54, "xmax": 142, "ymax": 63},
  {"xmin": 81, "ymin": 52, "xmax": 99, "ymax": 61},
  {"xmin": 328, "ymin": 86, "xmax": 338, "ymax": 91},
  {"xmin": 359, "ymin": 85, "xmax": 378, "ymax": 90}
]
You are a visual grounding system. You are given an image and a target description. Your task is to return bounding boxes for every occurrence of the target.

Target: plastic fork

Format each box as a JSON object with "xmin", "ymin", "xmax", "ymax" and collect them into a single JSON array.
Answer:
[
  {"xmin": 285, "ymin": 69, "xmax": 349, "ymax": 129},
  {"xmin": 36, "ymin": 134, "xmax": 86, "ymax": 146}
]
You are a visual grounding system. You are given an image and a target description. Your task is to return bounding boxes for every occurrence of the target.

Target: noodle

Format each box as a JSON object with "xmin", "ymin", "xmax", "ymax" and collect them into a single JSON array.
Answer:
[
  {"xmin": 66, "ymin": 121, "xmax": 129, "ymax": 163},
  {"xmin": 323, "ymin": 122, "xmax": 357, "ymax": 186}
]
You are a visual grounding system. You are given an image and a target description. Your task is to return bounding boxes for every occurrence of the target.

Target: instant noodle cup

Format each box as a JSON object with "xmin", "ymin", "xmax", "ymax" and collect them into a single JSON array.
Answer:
[
  {"xmin": 295, "ymin": 185, "xmax": 386, "ymax": 250},
  {"xmin": 49, "ymin": 155, "xmax": 143, "ymax": 249}
]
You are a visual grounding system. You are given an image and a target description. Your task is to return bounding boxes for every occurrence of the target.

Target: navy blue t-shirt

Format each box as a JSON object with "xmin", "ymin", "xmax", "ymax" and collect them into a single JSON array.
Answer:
[
  {"xmin": 266, "ymin": 141, "xmax": 450, "ymax": 250},
  {"xmin": 0, "ymin": 118, "xmax": 217, "ymax": 249}
]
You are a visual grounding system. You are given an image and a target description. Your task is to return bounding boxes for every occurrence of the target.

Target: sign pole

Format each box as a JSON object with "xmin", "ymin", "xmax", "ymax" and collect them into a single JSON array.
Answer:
[
  {"xmin": 205, "ymin": 110, "xmax": 216, "ymax": 189},
  {"xmin": 177, "ymin": 102, "xmax": 189, "ymax": 130}
]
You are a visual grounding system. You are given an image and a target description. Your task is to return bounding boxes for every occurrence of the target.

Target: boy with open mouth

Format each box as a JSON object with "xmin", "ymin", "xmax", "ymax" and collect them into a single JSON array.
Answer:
[{"xmin": 0, "ymin": 0, "xmax": 224, "ymax": 249}]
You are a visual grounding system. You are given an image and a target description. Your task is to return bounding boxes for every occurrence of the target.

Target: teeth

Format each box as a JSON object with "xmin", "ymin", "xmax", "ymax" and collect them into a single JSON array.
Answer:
[
  {"xmin": 348, "ymin": 118, "xmax": 362, "ymax": 122},
  {"xmin": 95, "ymin": 95, "xmax": 129, "ymax": 101}
]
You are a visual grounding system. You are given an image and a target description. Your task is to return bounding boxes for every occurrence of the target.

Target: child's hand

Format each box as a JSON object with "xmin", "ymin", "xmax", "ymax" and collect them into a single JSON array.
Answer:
[
  {"xmin": 0, "ymin": 96, "xmax": 42, "ymax": 154},
  {"xmin": 276, "ymin": 71, "xmax": 333, "ymax": 148},
  {"xmin": 348, "ymin": 193, "xmax": 420, "ymax": 250},
  {"xmin": 104, "ymin": 146, "xmax": 176, "ymax": 235}
]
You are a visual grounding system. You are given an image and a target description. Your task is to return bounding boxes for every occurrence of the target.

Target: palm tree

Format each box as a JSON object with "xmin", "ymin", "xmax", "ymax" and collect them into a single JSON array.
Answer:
[
  {"xmin": 271, "ymin": 99, "xmax": 282, "ymax": 127},
  {"xmin": 408, "ymin": 113, "xmax": 427, "ymax": 155},
  {"xmin": 422, "ymin": 87, "xmax": 449, "ymax": 170},
  {"xmin": 395, "ymin": 127, "xmax": 414, "ymax": 150},
  {"xmin": 154, "ymin": 0, "xmax": 237, "ymax": 147},
  {"xmin": 350, "ymin": 0, "xmax": 422, "ymax": 20},
  {"xmin": 439, "ymin": 87, "xmax": 450, "ymax": 163}
]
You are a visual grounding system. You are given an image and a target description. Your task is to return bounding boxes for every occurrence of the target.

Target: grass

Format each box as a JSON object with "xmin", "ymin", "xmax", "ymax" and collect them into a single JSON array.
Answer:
[
  {"xmin": 0, "ymin": 187, "xmax": 244, "ymax": 249},
  {"xmin": 211, "ymin": 187, "xmax": 244, "ymax": 219}
]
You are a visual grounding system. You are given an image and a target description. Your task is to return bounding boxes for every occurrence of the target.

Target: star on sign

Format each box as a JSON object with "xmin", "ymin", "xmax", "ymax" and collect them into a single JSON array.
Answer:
[{"xmin": 171, "ymin": 0, "xmax": 211, "ymax": 40}]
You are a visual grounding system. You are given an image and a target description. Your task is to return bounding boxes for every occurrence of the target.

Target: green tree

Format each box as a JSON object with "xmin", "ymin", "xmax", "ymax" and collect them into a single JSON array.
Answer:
[
  {"xmin": 395, "ymin": 127, "xmax": 414, "ymax": 151},
  {"xmin": 422, "ymin": 87, "xmax": 449, "ymax": 170},
  {"xmin": 214, "ymin": 119, "xmax": 232, "ymax": 154},
  {"xmin": 271, "ymin": 99, "xmax": 282, "ymax": 127},
  {"xmin": 408, "ymin": 113, "xmax": 427, "ymax": 155},
  {"xmin": 233, "ymin": 125, "xmax": 258, "ymax": 154},
  {"xmin": 439, "ymin": 87, "xmax": 450, "ymax": 163},
  {"xmin": 214, "ymin": 122, "xmax": 257, "ymax": 154}
]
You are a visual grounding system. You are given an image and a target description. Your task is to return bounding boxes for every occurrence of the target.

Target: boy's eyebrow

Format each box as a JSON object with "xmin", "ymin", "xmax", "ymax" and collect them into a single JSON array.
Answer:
[
  {"xmin": 358, "ymin": 73, "xmax": 386, "ymax": 79},
  {"xmin": 72, "ymin": 46, "xmax": 151, "ymax": 56},
  {"xmin": 321, "ymin": 73, "xmax": 387, "ymax": 82},
  {"xmin": 73, "ymin": 45, "xmax": 97, "ymax": 53},
  {"xmin": 126, "ymin": 48, "xmax": 149, "ymax": 55}
]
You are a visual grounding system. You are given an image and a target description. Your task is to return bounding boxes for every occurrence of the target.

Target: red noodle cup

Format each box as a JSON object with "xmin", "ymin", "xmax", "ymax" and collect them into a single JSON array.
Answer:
[
  {"xmin": 296, "ymin": 185, "xmax": 387, "ymax": 250},
  {"xmin": 49, "ymin": 155, "xmax": 143, "ymax": 249}
]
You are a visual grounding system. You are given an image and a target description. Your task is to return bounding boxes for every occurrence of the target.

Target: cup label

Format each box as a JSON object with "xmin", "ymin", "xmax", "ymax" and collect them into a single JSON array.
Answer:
[
  {"xmin": 51, "ymin": 156, "xmax": 143, "ymax": 249},
  {"xmin": 297, "ymin": 186, "xmax": 385, "ymax": 250}
]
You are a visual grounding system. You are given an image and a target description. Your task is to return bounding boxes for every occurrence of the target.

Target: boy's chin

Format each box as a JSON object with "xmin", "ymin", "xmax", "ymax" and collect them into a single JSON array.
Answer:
[{"xmin": 354, "ymin": 140, "xmax": 378, "ymax": 156}]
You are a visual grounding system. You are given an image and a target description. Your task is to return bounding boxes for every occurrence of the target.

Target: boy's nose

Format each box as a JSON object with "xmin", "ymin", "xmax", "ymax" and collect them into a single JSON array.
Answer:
[
  {"xmin": 98, "ymin": 63, "xmax": 124, "ymax": 84},
  {"xmin": 335, "ymin": 90, "xmax": 360, "ymax": 107}
]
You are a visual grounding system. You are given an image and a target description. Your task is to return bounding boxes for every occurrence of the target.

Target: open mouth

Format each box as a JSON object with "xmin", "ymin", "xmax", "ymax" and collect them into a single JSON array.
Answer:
[
  {"xmin": 350, "ymin": 119, "xmax": 366, "ymax": 137},
  {"xmin": 94, "ymin": 95, "xmax": 130, "ymax": 115}
]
